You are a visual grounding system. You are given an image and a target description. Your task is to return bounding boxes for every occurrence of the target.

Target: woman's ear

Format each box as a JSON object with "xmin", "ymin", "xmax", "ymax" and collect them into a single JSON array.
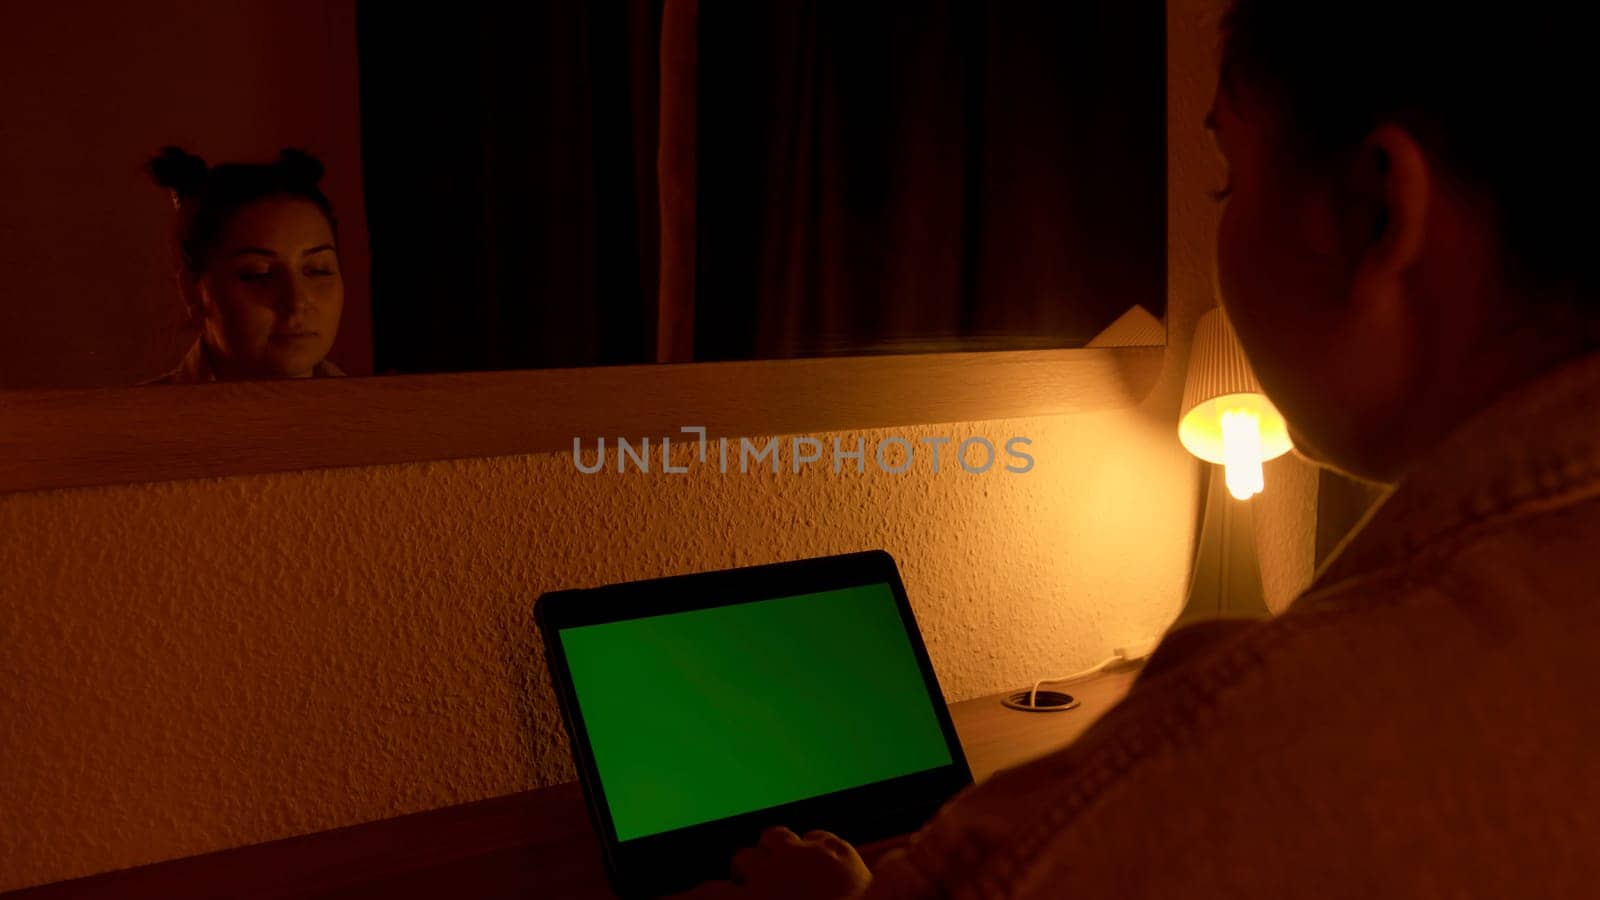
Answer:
[
  {"xmin": 1327, "ymin": 123, "xmax": 1436, "ymax": 463},
  {"xmin": 178, "ymin": 274, "xmax": 208, "ymax": 327},
  {"xmin": 1347, "ymin": 124, "xmax": 1431, "ymax": 305}
]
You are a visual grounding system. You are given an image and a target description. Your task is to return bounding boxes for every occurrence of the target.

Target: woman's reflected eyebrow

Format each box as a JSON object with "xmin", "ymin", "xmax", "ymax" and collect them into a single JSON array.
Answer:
[{"xmin": 302, "ymin": 244, "xmax": 337, "ymax": 257}]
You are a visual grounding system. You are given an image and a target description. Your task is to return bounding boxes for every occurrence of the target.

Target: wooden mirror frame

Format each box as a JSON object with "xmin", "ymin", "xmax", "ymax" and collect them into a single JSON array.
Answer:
[{"xmin": 0, "ymin": 346, "xmax": 1162, "ymax": 494}]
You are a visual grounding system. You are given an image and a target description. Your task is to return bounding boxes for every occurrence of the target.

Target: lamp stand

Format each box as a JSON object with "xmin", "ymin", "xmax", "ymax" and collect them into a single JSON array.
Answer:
[{"xmin": 1173, "ymin": 463, "xmax": 1271, "ymax": 629}]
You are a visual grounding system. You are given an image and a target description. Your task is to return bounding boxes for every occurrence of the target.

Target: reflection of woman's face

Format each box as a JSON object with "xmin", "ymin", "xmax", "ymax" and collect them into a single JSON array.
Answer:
[{"xmin": 194, "ymin": 197, "xmax": 343, "ymax": 378}]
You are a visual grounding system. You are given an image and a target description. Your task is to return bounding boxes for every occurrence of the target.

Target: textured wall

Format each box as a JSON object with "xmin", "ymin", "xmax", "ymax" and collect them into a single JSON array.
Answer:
[
  {"xmin": 0, "ymin": 0, "xmax": 1297, "ymax": 890},
  {"xmin": 0, "ymin": 411, "xmax": 1198, "ymax": 887}
]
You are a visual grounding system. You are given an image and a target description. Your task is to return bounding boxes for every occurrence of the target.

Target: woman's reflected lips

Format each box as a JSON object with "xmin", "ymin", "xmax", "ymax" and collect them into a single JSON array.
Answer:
[{"xmin": 269, "ymin": 331, "xmax": 319, "ymax": 342}]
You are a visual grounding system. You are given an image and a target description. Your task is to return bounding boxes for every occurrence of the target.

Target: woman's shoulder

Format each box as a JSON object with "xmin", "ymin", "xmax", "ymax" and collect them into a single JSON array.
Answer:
[
  {"xmin": 313, "ymin": 357, "xmax": 346, "ymax": 377},
  {"xmin": 140, "ymin": 339, "xmax": 213, "ymax": 385},
  {"xmin": 140, "ymin": 343, "xmax": 347, "ymax": 383}
]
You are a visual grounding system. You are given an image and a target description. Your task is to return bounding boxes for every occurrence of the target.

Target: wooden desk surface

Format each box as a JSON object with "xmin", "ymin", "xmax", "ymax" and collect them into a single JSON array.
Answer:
[{"xmin": 6, "ymin": 668, "xmax": 1139, "ymax": 899}]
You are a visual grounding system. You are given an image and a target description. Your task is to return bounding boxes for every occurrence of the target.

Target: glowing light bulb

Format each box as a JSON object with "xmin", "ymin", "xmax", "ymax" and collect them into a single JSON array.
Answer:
[{"xmin": 1220, "ymin": 408, "xmax": 1264, "ymax": 500}]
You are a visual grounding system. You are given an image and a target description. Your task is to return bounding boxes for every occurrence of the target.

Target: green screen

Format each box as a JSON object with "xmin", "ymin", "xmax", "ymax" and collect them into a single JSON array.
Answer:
[{"xmin": 560, "ymin": 583, "xmax": 953, "ymax": 841}]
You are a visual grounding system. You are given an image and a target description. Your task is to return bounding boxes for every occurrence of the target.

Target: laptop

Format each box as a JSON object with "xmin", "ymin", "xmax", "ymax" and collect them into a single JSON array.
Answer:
[{"xmin": 536, "ymin": 549, "xmax": 972, "ymax": 898}]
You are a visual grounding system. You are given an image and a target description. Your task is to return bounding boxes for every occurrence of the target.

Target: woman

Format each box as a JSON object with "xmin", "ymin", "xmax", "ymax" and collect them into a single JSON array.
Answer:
[
  {"xmin": 146, "ymin": 146, "xmax": 345, "ymax": 383},
  {"xmin": 680, "ymin": 1, "xmax": 1600, "ymax": 897}
]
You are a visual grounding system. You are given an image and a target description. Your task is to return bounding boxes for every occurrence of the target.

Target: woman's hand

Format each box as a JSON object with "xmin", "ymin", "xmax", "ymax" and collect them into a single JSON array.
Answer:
[{"xmin": 668, "ymin": 826, "xmax": 871, "ymax": 899}]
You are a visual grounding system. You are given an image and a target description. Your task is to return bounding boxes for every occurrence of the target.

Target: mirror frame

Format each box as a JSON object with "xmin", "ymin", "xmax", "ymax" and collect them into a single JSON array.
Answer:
[{"xmin": 0, "ymin": 346, "xmax": 1162, "ymax": 494}]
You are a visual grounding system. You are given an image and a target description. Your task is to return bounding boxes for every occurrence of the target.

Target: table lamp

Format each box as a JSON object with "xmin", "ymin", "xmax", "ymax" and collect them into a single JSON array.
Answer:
[
  {"xmin": 1179, "ymin": 307, "xmax": 1292, "ymax": 500},
  {"xmin": 1162, "ymin": 306, "xmax": 1287, "ymax": 630}
]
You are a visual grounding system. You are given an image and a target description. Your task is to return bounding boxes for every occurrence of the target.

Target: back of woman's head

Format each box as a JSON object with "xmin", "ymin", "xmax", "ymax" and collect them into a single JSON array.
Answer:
[
  {"xmin": 1220, "ymin": 2, "xmax": 1592, "ymax": 309},
  {"xmin": 148, "ymin": 146, "xmax": 337, "ymax": 274}
]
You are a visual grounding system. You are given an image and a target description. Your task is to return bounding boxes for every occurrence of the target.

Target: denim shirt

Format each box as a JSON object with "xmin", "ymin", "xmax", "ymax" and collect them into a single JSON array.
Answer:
[{"xmin": 865, "ymin": 350, "xmax": 1600, "ymax": 899}]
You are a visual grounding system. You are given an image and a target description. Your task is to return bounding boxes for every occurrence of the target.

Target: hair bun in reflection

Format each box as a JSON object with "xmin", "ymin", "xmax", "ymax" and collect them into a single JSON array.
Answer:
[
  {"xmin": 275, "ymin": 148, "xmax": 326, "ymax": 185},
  {"xmin": 147, "ymin": 146, "xmax": 208, "ymax": 200}
]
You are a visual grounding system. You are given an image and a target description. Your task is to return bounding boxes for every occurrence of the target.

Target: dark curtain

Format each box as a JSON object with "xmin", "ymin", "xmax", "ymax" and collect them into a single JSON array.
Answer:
[
  {"xmin": 358, "ymin": 1, "xmax": 1164, "ymax": 372},
  {"xmin": 693, "ymin": 1, "xmax": 1166, "ymax": 360},
  {"xmin": 357, "ymin": 1, "xmax": 661, "ymax": 374}
]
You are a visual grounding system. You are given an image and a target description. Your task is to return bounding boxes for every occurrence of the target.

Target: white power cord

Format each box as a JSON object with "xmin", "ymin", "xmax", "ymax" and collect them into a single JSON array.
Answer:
[
  {"xmin": 1021, "ymin": 638, "xmax": 1162, "ymax": 709},
  {"xmin": 1023, "ymin": 657, "xmax": 1116, "ymax": 709}
]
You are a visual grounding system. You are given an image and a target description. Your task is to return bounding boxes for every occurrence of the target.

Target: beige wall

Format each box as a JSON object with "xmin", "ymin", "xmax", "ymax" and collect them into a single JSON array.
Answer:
[{"xmin": 0, "ymin": 0, "xmax": 1308, "ymax": 890}]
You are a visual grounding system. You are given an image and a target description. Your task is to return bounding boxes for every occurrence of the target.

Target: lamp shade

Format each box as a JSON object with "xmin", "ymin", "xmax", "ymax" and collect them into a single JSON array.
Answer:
[{"xmin": 1179, "ymin": 308, "xmax": 1292, "ymax": 499}]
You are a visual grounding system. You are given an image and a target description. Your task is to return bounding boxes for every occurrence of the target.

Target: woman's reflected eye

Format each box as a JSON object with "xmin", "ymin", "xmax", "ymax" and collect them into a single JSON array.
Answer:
[
  {"xmin": 237, "ymin": 270, "xmax": 273, "ymax": 284},
  {"xmin": 305, "ymin": 267, "xmax": 336, "ymax": 278}
]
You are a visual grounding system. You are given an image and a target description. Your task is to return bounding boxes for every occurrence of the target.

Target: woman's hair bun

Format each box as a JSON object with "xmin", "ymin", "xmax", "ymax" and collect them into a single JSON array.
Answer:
[
  {"xmin": 150, "ymin": 146, "xmax": 338, "ymax": 272},
  {"xmin": 275, "ymin": 148, "xmax": 325, "ymax": 185},
  {"xmin": 147, "ymin": 146, "xmax": 208, "ymax": 196}
]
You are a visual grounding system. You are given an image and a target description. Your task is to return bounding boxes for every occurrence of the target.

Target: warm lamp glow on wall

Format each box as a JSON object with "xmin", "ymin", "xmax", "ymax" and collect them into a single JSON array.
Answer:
[{"xmin": 1179, "ymin": 308, "xmax": 1292, "ymax": 500}]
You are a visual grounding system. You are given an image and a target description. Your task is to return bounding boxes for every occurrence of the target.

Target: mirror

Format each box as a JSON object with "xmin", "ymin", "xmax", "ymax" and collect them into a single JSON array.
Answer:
[{"xmin": 0, "ymin": 0, "xmax": 1165, "ymax": 390}]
